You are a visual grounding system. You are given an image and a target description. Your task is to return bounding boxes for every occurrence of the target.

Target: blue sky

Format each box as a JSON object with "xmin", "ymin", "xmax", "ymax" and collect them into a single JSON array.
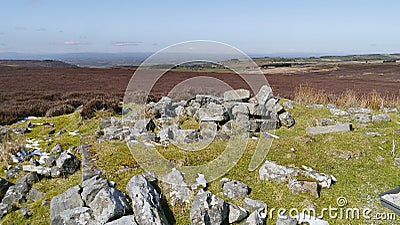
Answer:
[{"xmin": 1, "ymin": 0, "xmax": 399, "ymax": 55}]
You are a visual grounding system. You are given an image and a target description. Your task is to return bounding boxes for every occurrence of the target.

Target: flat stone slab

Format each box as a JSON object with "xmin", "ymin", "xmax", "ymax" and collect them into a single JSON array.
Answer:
[
  {"xmin": 224, "ymin": 89, "xmax": 250, "ymax": 102},
  {"xmin": 306, "ymin": 123, "xmax": 352, "ymax": 135}
]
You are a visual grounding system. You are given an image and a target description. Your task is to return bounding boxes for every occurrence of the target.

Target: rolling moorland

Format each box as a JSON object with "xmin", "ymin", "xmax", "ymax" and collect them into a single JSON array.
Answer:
[{"xmin": 0, "ymin": 55, "xmax": 399, "ymax": 224}]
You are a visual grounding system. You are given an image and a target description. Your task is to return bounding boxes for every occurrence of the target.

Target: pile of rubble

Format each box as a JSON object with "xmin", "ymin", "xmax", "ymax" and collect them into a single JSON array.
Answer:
[
  {"xmin": 98, "ymin": 85, "xmax": 295, "ymax": 145},
  {"xmin": 0, "ymin": 144, "xmax": 81, "ymax": 220}
]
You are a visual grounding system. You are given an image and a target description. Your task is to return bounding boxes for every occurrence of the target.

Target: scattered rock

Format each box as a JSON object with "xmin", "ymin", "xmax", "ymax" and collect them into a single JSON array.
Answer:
[
  {"xmin": 243, "ymin": 197, "xmax": 267, "ymax": 212},
  {"xmin": 394, "ymin": 158, "xmax": 400, "ymax": 168},
  {"xmin": 317, "ymin": 118, "xmax": 335, "ymax": 126},
  {"xmin": 309, "ymin": 104, "xmax": 324, "ymax": 109},
  {"xmin": 382, "ymin": 106, "xmax": 399, "ymax": 113},
  {"xmin": 51, "ymin": 144, "xmax": 63, "ymax": 154},
  {"xmin": 222, "ymin": 179, "xmax": 249, "ymax": 199},
  {"xmin": 50, "ymin": 167, "xmax": 62, "ymax": 178},
  {"xmin": 6, "ymin": 167, "xmax": 20, "ymax": 179},
  {"xmin": 365, "ymin": 132, "xmax": 382, "ymax": 137},
  {"xmin": 351, "ymin": 114, "xmax": 371, "ymax": 123},
  {"xmin": 228, "ymin": 203, "xmax": 247, "ymax": 223},
  {"xmin": 283, "ymin": 101, "xmax": 294, "ymax": 109},
  {"xmin": 162, "ymin": 168, "xmax": 193, "ymax": 207},
  {"xmin": 105, "ymin": 215, "xmax": 138, "ymax": 225},
  {"xmin": 20, "ymin": 207, "xmax": 33, "ymax": 217},
  {"xmin": 190, "ymin": 191, "xmax": 228, "ymax": 225},
  {"xmin": 28, "ymin": 187, "xmax": 45, "ymax": 201},
  {"xmin": 196, "ymin": 103, "xmax": 227, "ymax": 122},
  {"xmin": 259, "ymin": 161, "xmax": 336, "ymax": 189},
  {"xmin": 195, "ymin": 173, "xmax": 207, "ymax": 189},
  {"xmin": 259, "ymin": 161, "xmax": 298, "ymax": 182},
  {"xmin": 348, "ymin": 107, "xmax": 372, "ymax": 114},
  {"xmin": 330, "ymin": 108, "xmax": 348, "ymax": 116},
  {"xmin": 224, "ymin": 89, "xmax": 251, "ymax": 102},
  {"xmin": 306, "ymin": 123, "xmax": 352, "ymax": 135},
  {"xmin": 296, "ymin": 213, "xmax": 329, "ymax": 225},
  {"xmin": 22, "ymin": 165, "xmax": 51, "ymax": 177},
  {"xmin": 372, "ymin": 114, "xmax": 391, "ymax": 123},
  {"xmin": 45, "ymin": 155, "xmax": 59, "ymax": 167},
  {"xmin": 242, "ymin": 208, "xmax": 266, "ymax": 225},
  {"xmin": 55, "ymin": 129, "xmax": 66, "ymax": 136},
  {"xmin": 89, "ymin": 187, "xmax": 132, "ymax": 224},
  {"xmin": 0, "ymin": 178, "xmax": 13, "ymax": 200},
  {"xmin": 50, "ymin": 186, "xmax": 84, "ymax": 224},
  {"xmin": 57, "ymin": 207, "xmax": 94, "ymax": 225},
  {"xmin": 255, "ymin": 85, "xmax": 273, "ymax": 105},
  {"xmin": 126, "ymin": 174, "xmax": 169, "ymax": 225},
  {"xmin": 287, "ymin": 180, "xmax": 319, "ymax": 197},
  {"xmin": 56, "ymin": 151, "xmax": 81, "ymax": 174},
  {"xmin": 276, "ymin": 213, "xmax": 298, "ymax": 225},
  {"xmin": 134, "ymin": 118, "xmax": 156, "ymax": 133},
  {"xmin": 279, "ymin": 111, "xmax": 295, "ymax": 128},
  {"xmin": 81, "ymin": 175, "xmax": 110, "ymax": 205}
]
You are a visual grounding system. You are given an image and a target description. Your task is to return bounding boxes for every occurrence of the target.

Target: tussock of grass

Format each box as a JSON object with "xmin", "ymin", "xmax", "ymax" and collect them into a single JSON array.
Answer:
[{"xmin": 0, "ymin": 134, "xmax": 25, "ymax": 165}]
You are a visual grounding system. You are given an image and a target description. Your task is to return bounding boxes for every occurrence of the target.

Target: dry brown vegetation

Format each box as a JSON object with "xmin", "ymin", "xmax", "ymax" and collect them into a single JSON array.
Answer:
[
  {"xmin": 0, "ymin": 134, "xmax": 24, "ymax": 165},
  {"xmin": 294, "ymin": 84, "xmax": 400, "ymax": 109},
  {"xmin": 1, "ymin": 63, "xmax": 399, "ymax": 125}
]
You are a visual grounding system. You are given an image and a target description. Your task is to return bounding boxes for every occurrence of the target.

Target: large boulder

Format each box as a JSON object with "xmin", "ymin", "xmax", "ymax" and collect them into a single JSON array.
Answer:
[
  {"xmin": 81, "ymin": 175, "xmax": 110, "ymax": 205},
  {"xmin": 105, "ymin": 215, "xmax": 138, "ymax": 225},
  {"xmin": 89, "ymin": 187, "xmax": 132, "ymax": 224},
  {"xmin": 0, "ymin": 178, "xmax": 13, "ymax": 200},
  {"xmin": 278, "ymin": 112, "xmax": 295, "ymax": 128},
  {"xmin": 228, "ymin": 203, "xmax": 247, "ymax": 223},
  {"xmin": 50, "ymin": 186, "xmax": 84, "ymax": 224},
  {"xmin": 0, "ymin": 173, "xmax": 40, "ymax": 219},
  {"xmin": 372, "ymin": 114, "xmax": 391, "ymax": 123},
  {"xmin": 306, "ymin": 123, "xmax": 352, "ymax": 135},
  {"xmin": 56, "ymin": 151, "xmax": 81, "ymax": 174},
  {"xmin": 243, "ymin": 197, "xmax": 267, "ymax": 212},
  {"xmin": 134, "ymin": 119, "xmax": 156, "ymax": 133},
  {"xmin": 255, "ymin": 85, "xmax": 273, "ymax": 105},
  {"xmin": 265, "ymin": 98, "xmax": 284, "ymax": 114},
  {"xmin": 242, "ymin": 209, "xmax": 266, "ymax": 225},
  {"xmin": 152, "ymin": 97, "xmax": 175, "ymax": 118},
  {"xmin": 196, "ymin": 103, "xmax": 227, "ymax": 122},
  {"xmin": 57, "ymin": 207, "xmax": 94, "ymax": 225},
  {"xmin": 221, "ymin": 179, "xmax": 249, "ymax": 199},
  {"xmin": 224, "ymin": 89, "xmax": 251, "ymax": 102},
  {"xmin": 161, "ymin": 168, "xmax": 193, "ymax": 207},
  {"xmin": 259, "ymin": 161, "xmax": 299, "ymax": 182},
  {"xmin": 190, "ymin": 191, "xmax": 228, "ymax": 225},
  {"xmin": 126, "ymin": 174, "xmax": 169, "ymax": 225}
]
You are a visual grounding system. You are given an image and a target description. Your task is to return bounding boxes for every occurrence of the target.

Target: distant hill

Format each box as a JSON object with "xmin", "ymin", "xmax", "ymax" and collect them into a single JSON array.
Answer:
[{"xmin": 0, "ymin": 60, "xmax": 77, "ymax": 68}]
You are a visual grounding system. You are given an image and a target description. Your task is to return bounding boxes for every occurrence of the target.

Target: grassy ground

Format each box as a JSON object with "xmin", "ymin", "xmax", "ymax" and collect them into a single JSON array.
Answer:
[{"xmin": 0, "ymin": 102, "xmax": 399, "ymax": 224}]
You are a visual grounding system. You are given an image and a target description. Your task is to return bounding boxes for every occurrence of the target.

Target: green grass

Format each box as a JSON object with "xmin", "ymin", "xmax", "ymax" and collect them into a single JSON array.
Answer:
[{"xmin": 1, "ymin": 103, "xmax": 399, "ymax": 224}]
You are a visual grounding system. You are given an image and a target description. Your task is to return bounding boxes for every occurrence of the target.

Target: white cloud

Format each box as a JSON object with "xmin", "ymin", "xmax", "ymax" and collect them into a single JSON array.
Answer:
[
  {"xmin": 48, "ymin": 41, "xmax": 90, "ymax": 46},
  {"xmin": 112, "ymin": 41, "xmax": 142, "ymax": 46}
]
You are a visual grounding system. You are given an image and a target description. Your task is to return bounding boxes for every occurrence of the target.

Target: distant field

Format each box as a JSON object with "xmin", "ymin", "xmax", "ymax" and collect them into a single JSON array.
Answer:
[{"xmin": 0, "ymin": 63, "xmax": 399, "ymax": 125}]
